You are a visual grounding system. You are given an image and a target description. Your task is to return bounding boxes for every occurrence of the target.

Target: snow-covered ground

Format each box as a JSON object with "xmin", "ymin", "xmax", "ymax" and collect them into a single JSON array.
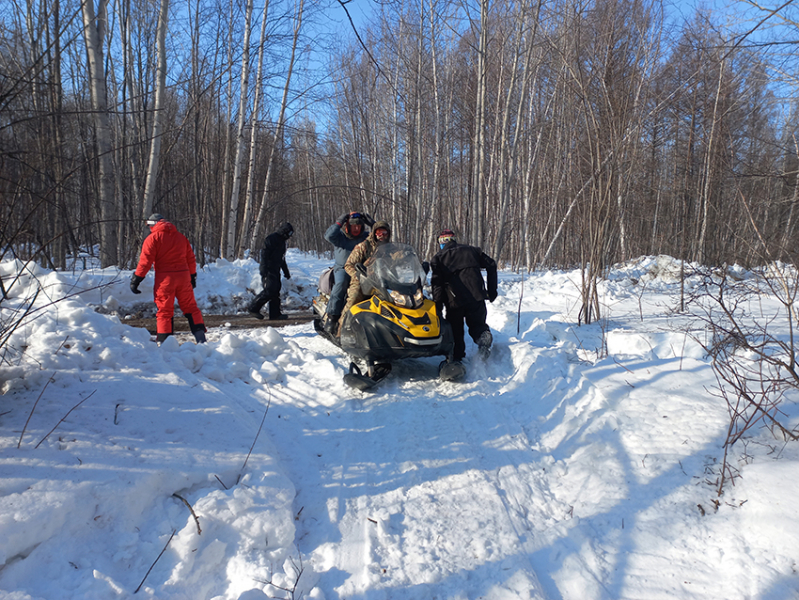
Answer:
[{"xmin": 1, "ymin": 250, "xmax": 798, "ymax": 600}]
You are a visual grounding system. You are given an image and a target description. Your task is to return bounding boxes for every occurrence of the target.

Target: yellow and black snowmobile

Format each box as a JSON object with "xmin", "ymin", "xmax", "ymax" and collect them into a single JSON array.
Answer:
[{"xmin": 313, "ymin": 243, "xmax": 454, "ymax": 390}]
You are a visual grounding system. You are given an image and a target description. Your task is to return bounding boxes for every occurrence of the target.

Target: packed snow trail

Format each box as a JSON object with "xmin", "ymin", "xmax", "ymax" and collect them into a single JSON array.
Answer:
[
  {"xmin": 4, "ymin": 254, "xmax": 799, "ymax": 599},
  {"xmin": 266, "ymin": 328, "xmax": 552, "ymax": 598},
  {"xmin": 257, "ymin": 301, "xmax": 727, "ymax": 599}
]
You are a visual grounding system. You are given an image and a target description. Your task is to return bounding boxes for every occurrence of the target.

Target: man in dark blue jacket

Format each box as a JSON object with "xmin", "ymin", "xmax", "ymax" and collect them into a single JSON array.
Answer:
[
  {"xmin": 430, "ymin": 229, "xmax": 498, "ymax": 363},
  {"xmin": 323, "ymin": 211, "xmax": 371, "ymax": 334},
  {"xmin": 248, "ymin": 222, "xmax": 293, "ymax": 320}
]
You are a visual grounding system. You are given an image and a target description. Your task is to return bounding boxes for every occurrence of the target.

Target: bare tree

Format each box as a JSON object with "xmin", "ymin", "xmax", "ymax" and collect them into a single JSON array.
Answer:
[
  {"xmin": 80, "ymin": 0, "xmax": 118, "ymax": 267},
  {"xmin": 141, "ymin": 0, "xmax": 170, "ymax": 223},
  {"xmin": 238, "ymin": 0, "xmax": 272, "ymax": 257},
  {"xmin": 224, "ymin": 0, "xmax": 255, "ymax": 258},
  {"xmin": 249, "ymin": 0, "xmax": 305, "ymax": 250}
]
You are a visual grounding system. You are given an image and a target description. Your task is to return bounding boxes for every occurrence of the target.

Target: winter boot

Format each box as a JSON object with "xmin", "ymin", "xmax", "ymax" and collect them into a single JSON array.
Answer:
[
  {"xmin": 324, "ymin": 314, "xmax": 340, "ymax": 335},
  {"xmin": 187, "ymin": 316, "xmax": 207, "ymax": 343},
  {"xmin": 248, "ymin": 308, "xmax": 264, "ymax": 319},
  {"xmin": 268, "ymin": 298, "xmax": 286, "ymax": 320},
  {"xmin": 439, "ymin": 357, "xmax": 466, "ymax": 381},
  {"xmin": 477, "ymin": 330, "xmax": 493, "ymax": 359}
]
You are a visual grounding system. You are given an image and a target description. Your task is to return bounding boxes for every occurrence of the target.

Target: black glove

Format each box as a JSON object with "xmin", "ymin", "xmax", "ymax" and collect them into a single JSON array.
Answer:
[
  {"xmin": 362, "ymin": 213, "xmax": 375, "ymax": 227},
  {"xmin": 191, "ymin": 273, "xmax": 197, "ymax": 289},
  {"xmin": 336, "ymin": 213, "xmax": 349, "ymax": 226},
  {"xmin": 130, "ymin": 274, "xmax": 143, "ymax": 295},
  {"xmin": 488, "ymin": 290, "xmax": 497, "ymax": 302},
  {"xmin": 284, "ymin": 272, "xmax": 291, "ymax": 280}
]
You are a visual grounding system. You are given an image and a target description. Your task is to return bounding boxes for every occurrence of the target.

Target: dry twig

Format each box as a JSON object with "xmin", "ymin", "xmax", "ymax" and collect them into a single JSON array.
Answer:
[
  {"xmin": 254, "ymin": 549, "xmax": 305, "ymax": 599},
  {"xmin": 173, "ymin": 493, "xmax": 202, "ymax": 535},
  {"xmin": 35, "ymin": 390, "xmax": 96, "ymax": 449},
  {"xmin": 237, "ymin": 386, "xmax": 272, "ymax": 485},
  {"xmin": 134, "ymin": 529, "xmax": 176, "ymax": 593},
  {"xmin": 18, "ymin": 372, "xmax": 55, "ymax": 448}
]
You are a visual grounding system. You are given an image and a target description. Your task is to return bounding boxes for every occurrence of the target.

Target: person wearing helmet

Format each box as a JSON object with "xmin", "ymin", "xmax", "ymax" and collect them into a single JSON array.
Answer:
[
  {"xmin": 248, "ymin": 222, "xmax": 293, "ymax": 320},
  {"xmin": 340, "ymin": 220, "xmax": 392, "ymax": 326},
  {"xmin": 323, "ymin": 211, "xmax": 373, "ymax": 334},
  {"xmin": 130, "ymin": 213, "xmax": 207, "ymax": 344},
  {"xmin": 430, "ymin": 228, "xmax": 497, "ymax": 363}
]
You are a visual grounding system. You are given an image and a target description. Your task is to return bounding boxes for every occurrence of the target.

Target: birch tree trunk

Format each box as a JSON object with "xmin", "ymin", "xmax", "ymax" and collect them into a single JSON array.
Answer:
[
  {"xmin": 426, "ymin": 0, "xmax": 450, "ymax": 258},
  {"xmin": 493, "ymin": 0, "xmax": 542, "ymax": 260},
  {"xmin": 45, "ymin": 0, "xmax": 73, "ymax": 268},
  {"xmin": 249, "ymin": 0, "xmax": 304, "ymax": 249},
  {"xmin": 218, "ymin": 0, "xmax": 236, "ymax": 257},
  {"xmin": 81, "ymin": 0, "xmax": 118, "ymax": 267},
  {"xmin": 141, "ymin": 0, "xmax": 170, "ymax": 222},
  {"xmin": 471, "ymin": 0, "xmax": 489, "ymax": 247},
  {"xmin": 780, "ymin": 134, "xmax": 799, "ymax": 259},
  {"xmin": 238, "ymin": 0, "xmax": 271, "ymax": 256},
  {"xmin": 411, "ymin": 12, "xmax": 425, "ymax": 249},
  {"xmin": 224, "ymin": 0, "xmax": 254, "ymax": 258},
  {"xmin": 390, "ymin": 49, "xmax": 402, "ymax": 230},
  {"xmin": 697, "ymin": 56, "xmax": 725, "ymax": 264}
]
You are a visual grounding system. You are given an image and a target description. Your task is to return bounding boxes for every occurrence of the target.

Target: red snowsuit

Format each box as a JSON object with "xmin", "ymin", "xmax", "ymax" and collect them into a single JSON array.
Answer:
[{"xmin": 134, "ymin": 220, "xmax": 205, "ymax": 335}]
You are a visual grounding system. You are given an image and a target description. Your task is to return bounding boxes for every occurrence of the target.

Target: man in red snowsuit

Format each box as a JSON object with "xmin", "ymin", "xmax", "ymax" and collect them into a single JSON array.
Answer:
[{"xmin": 130, "ymin": 214, "xmax": 207, "ymax": 344}]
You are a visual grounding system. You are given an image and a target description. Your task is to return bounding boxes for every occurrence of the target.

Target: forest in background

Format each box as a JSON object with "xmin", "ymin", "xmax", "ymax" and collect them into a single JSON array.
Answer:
[{"xmin": 1, "ymin": 0, "xmax": 797, "ymax": 282}]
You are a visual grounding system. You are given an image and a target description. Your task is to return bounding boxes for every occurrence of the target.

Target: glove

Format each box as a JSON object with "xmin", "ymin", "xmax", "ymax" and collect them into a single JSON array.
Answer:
[
  {"xmin": 284, "ymin": 272, "xmax": 291, "ymax": 280},
  {"xmin": 488, "ymin": 290, "xmax": 497, "ymax": 302},
  {"xmin": 130, "ymin": 274, "xmax": 143, "ymax": 295},
  {"xmin": 336, "ymin": 213, "xmax": 349, "ymax": 226},
  {"xmin": 191, "ymin": 273, "xmax": 197, "ymax": 288},
  {"xmin": 362, "ymin": 213, "xmax": 375, "ymax": 227}
]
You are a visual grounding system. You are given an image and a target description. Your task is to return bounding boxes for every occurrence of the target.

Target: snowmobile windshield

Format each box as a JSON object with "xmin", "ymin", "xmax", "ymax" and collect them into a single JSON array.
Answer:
[{"xmin": 367, "ymin": 243, "xmax": 427, "ymax": 294}]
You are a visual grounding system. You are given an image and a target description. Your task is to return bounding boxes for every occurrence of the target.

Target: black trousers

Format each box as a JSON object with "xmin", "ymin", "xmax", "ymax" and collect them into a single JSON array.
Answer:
[
  {"xmin": 446, "ymin": 300, "xmax": 489, "ymax": 361},
  {"xmin": 249, "ymin": 274, "xmax": 282, "ymax": 318}
]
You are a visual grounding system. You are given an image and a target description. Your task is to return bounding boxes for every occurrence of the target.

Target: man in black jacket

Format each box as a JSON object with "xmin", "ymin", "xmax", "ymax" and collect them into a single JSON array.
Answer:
[
  {"xmin": 430, "ymin": 229, "xmax": 498, "ymax": 363},
  {"xmin": 248, "ymin": 222, "xmax": 293, "ymax": 319}
]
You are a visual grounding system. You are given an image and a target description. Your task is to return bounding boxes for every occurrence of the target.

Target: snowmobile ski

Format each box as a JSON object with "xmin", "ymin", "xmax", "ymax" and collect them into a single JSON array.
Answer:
[
  {"xmin": 439, "ymin": 359, "xmax": 466, "ymax": 382},
  {"xmin": 343, "ymin": 362, "xmax": 391, "ymax": 391}
]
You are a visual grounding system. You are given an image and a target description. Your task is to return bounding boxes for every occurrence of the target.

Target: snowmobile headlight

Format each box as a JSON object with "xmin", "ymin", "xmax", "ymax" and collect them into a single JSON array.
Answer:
[
  {"xmin": 413, "ymin": 288, "xmax": 424, "ymax": 308},
  {"xmin": 389, "ymin": 289, "xmax": 410, "ymax": 307}
]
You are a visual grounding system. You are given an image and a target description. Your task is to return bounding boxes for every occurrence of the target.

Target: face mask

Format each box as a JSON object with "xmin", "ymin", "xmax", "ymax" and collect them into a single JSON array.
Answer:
[{"xmin": 439, "ymin": 243, "xmax": 445, "ymax": 250}]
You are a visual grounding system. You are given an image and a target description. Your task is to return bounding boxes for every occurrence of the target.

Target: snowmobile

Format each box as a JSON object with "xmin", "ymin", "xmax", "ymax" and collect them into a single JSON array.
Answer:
[{"xmin": 313, "ymin": 243, "xmax": 457, "ymax": 390}]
